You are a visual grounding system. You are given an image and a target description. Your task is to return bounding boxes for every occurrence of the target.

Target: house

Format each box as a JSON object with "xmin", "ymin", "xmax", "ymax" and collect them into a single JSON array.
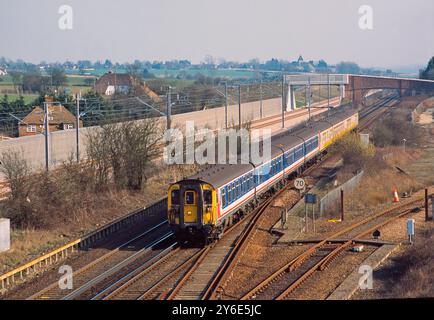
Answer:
[
  {"xmin": 19, "ymin": 96, "xmax": 83, "ymax": 137},
  {"xmin": 94, "ymin": 71, "xmax": 162, "ymax": 103},
  {"xmin": 0, "ymin": 68, "xmax": 7, "ymax": 76},
  {"xmin": 94, "ymin": 71, "xmax": 134, "ymax": 96}
]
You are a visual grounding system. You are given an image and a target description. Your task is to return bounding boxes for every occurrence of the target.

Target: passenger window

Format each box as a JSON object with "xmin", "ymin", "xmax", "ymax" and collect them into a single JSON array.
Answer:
[
  {"xmin": 185, "ymin": 191, "xmax": 195, "ymax": 205},
  {"xmin": 204, "ymin": 190, "xmax": 212, "ymax": 205},
  {"xmin": 221, "ymin": 189, "xmax": 226, "ymax": 208},
  {"xmin": 237, "ymin": 180, "xmax": 241, "ymax": 196},
  {"xmin": 171, "ymin": 189, "xmax": 180, "ymax": 205}
]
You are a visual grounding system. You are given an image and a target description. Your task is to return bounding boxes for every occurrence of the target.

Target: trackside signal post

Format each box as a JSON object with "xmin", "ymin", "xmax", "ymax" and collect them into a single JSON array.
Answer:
[
  {"xmin": 305, "ymin": 193, "xmax": 317, "ymax": 234},
  {"xmin": 407, "ymin": 219, "xmax": 415, "ymax": 244}
]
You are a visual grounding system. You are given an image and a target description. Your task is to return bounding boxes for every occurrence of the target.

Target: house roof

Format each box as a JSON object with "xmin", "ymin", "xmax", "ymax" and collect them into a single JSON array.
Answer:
[
  {"xmin": 22, "ymin": 104, "xmax": 76, "ymax": 125},
  {"xmin": 95, "ymin": 72, "xmax": 133, "ymax": 87}
]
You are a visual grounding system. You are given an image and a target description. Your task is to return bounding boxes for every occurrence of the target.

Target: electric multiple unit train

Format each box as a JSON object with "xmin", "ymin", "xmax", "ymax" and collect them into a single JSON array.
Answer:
[{"xmin": 168, "ymin": 107, "xmax": 359, "ymax": 243}]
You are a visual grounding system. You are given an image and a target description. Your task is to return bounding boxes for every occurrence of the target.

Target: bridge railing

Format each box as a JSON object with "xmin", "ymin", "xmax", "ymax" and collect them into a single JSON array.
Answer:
[{"xmin": 285, "ymin": 74, "xmax": 349, "ymax": 85}]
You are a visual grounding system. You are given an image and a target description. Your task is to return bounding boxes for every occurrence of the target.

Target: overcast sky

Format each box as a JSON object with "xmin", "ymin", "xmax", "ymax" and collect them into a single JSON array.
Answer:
[{"xmin": 0, "ymin": 0, "xmax": 433, "ymax": 69}]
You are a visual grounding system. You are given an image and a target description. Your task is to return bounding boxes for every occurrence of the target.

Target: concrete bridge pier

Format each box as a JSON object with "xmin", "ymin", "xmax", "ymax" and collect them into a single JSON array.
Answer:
[
  {"xmin": 339, "ymin": 84, "xmax": 346, "ymax": 104},
  {"xmin": 287, "ymin": 85, "xmax": 297, "ymax": 111}
]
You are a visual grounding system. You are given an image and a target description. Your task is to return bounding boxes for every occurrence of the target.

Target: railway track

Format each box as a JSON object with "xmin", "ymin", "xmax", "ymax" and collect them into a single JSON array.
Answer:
[
  {"xmin": 98, "ymin": 193, "xmax": 281, "ymax": 301},
  {"xmin": 14, "ymin": 96, "xmax": 395, "ymax": 300},
  {"xmin": 94, "ymin": 247, "xmax": 203, "ymax": 300},
  {"xmin": 27, "ymin": 221, "xmax": 173, "ymax": 300},
  {"xmin": 164, "ymin": 140, "xmax": 331, "ymax": 301},
  {"xmin": 251, "ymin": 97, "xmax": 340, "ymax": 130},
  {"xmin": 238, "ymin": 192, "xmax": 432, "ymax": 300},
  {"xmin": 202, "ymin": 96, "xmax": 397, "ymax": 300},
  {"xmin": 132, "ymin": 96, "xmax": 394, "ymax": 300},
  {"xmin": 358, "ymin": 95, "xmax": 399, "ymax": 131},
  {"xmin": 162, "ymin": 209, "xmax": 270, "ymax": 300}
]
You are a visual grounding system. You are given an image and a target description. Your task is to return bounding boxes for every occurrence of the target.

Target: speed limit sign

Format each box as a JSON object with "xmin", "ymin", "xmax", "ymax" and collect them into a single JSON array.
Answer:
[{"xmin": 294, "ymin": 178, "xmax": 306, "ymax": 190}]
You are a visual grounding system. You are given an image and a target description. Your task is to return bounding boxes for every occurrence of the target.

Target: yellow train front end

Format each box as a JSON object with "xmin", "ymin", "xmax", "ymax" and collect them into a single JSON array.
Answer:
[{"xmin": 168, "ymin": 180, "xmax": 218, "ymax": 244}]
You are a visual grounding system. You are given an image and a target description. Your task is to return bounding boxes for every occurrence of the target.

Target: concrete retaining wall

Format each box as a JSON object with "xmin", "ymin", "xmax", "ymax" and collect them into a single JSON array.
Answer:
[
  {"xmin": 0, "ymin": 219, "xmax": 10, "ymax": 253},
  {"xmin": 0, "ymin": 97, "xmax": 282, "ymax": 180}
]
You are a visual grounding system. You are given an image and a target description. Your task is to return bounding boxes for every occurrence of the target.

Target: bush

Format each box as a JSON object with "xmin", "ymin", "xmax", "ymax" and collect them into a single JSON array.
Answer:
[
  {"xmin": 86, "ymin": 119, "xmax": 162, "ymax": 191},
  {"xmin": 372, "ymin": 112, "xmax": 423, "ymax": 147},
  {"xmin": 0, "ymin": 150, "xmax": 98, "ymax": 229},
  {"xmin": 331, "ymin": 133, "xmax": 375, "ymax": 169},
  {"xmin": 0, "ymin": 150, "xmax": 32, "ymax": 201}
]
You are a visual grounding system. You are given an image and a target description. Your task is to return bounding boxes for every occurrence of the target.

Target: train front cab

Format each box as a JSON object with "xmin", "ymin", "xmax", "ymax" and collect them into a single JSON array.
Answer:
[{"xmin": 168, "ymin": 180, "xmax": 217, "ymax": 243}]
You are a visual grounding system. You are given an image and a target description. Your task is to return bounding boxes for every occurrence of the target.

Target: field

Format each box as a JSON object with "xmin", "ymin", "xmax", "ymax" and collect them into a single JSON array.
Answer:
[
  {"xmin": 150, "ymin": 68, "xmax": 257, "ymax": 79},
  {"xmin": 1, "ymin": 94, "xmax": 39, "ymax": 105}
]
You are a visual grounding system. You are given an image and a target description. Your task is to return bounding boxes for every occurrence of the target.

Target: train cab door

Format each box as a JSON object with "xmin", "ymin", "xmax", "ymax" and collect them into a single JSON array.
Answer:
[
  {"xmin": 202, "ymin": 185, "xmax": 214, "ymax": 225},
  {"xmin": 183, "ymin": 189, "xmax": 198, "ymax": 224}
]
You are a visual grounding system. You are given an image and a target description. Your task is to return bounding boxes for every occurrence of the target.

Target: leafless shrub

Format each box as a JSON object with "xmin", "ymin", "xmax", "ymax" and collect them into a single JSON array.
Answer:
[
  {"xmin": 0, "ymin": 149, "xmax": 32, "ymax": 200},
  {"xmin": 121, "ymin": 120, "xmax": 162, "ymax": 189},
  {"xmin": 86, "ymin": 127, "xmax": 112, "ymax": 191},
  {"xmin": 0, "ymin": 150, "xmax": 40, "ymax": 228},
  {"xmin": 373, "ymin": 111, "xmax": 423, "ymax": 147},
  {"xmin": 86, "ymin": 119, "xmax": 162, "ymax": 190}
]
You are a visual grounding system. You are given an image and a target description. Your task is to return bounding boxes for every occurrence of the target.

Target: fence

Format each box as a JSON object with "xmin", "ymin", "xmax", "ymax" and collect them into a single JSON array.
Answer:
[
  {"xmin": 319, "ymin": 171, "xmax": 364, "ymax": 216},
  {"xmin": 0, "ymin": 197, "xmax": 167, "ymax": 292}
]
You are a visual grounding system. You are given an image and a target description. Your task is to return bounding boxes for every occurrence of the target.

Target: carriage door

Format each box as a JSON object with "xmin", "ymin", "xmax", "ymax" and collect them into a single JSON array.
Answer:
[{"xmin": 183, "ymin": 189, "xmax": 198, "ymax": 224}]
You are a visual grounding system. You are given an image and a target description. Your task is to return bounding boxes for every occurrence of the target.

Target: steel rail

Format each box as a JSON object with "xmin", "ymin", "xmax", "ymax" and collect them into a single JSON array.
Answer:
[
  {"xmin": 136, "ymin": 248, "xmax": 207, "ymax": 300},
  {"xmin": 91, "ymin": 243, "xmax": 179, "ymax": 300},
  {"xmin": 27, "ymin": 220, "xmax": 170, "ymax": 300},
  {"xmin": 275, "ymin": 203, "xmax": 428, "ymax": 300},
  {"xmin": 61, "ymin": 232, "xmax": 174, "ymax": 300},
  {"xmin": 241, "ymin": 193, "xmax": 432, "ymax": 300},
  {"xmin": 204, "ymin": 152, "xmax": 323, "ymax": 300}
]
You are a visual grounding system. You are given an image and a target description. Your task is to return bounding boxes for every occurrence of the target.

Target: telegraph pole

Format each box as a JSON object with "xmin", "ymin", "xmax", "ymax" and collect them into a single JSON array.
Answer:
[
  {"xmin": 238, "ymin": 85, "xmax": 242, "ymax": 129},
  {"xmin": 327, "ymin": 73, "xmax": 331, "ymax": 109},
  {"xmin": 307, "ymin": 77, "xmax": 311, "ymax": 122},
  {"xmin": 166, "ymin": 86, "xmax": 172, "ymax": 130},
  {"xmin": 44, "ymin": 101, "xmax": 49, "ymax": 171},
  {"xmin": 259, "ymin": 78, "xmax": 263, "ymax": 119},
  {"xmin": 281, "ymin": 75, "xmax": 285, "ymax": 128},
  {"xmin": 75, "ymin": 93, "xmax": 80, "ymax": 163},
  {"xmin": 224, "ymin": 82, "xmax": 228, "ymax": 129},
  {"xmin": 327, "ymin": 73, "xmax": 331, "ymax": 117}
]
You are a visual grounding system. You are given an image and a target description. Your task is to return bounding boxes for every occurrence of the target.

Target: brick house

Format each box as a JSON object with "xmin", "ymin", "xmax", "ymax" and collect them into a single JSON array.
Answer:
[
  {"xmin": 94, "ymin": 71, "xmax": 134, "ymax": 96},
  {"xmin": 19, "ymin": 97, "xmax": 83, "ymax": 137},
  {"xmin": 94, "ymin": 71, "xmax": 162, "ymax": 102}
]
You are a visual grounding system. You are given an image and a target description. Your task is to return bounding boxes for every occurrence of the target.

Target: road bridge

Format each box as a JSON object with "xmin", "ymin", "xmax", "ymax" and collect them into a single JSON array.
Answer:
[{"xmin": 285, "ymin": 74, "xmax": 434, "ymax": 108}]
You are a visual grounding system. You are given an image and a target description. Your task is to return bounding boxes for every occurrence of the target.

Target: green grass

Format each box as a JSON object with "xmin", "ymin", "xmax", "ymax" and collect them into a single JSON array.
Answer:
[
  {"xmin": 66, "ymin": 67, "xmax": 257, "ymax": 80},
  {"xmin": 149, "ymin": 68, "xmax": 256, "ymax": 79},
  {"xmin": 0, "ymin": 75, "xmax": 13, "ymax": 85},
  {"xmin": 1, "ymin": 94, "xmax": 39, "ymax": 104},
  {"xmin": 66, "ymin": 75, "xmax": 95, "ymax": 86}
]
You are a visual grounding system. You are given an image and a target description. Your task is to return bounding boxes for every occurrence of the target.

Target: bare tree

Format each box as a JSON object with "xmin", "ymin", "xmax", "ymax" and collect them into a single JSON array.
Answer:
[
  {"xmin": 121, "ymin": 120, "xmax": 161, "ymax": 189},
  {"xmin": 0, "ymin": 149, "xmax": 32, "ymax": 200},
  {"xmin": 86, "ymin": 119, "xmax": 162, "ymax": 190},
  {"xmin": 86, "ymin": 128, "xmax": 112, "ymax": 190}
]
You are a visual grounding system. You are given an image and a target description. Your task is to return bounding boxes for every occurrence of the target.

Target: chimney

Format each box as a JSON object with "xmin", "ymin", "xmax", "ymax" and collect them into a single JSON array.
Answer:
[{"xmin": 45, "ymin": 95, "xmax": 54, "ymax": 107}]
